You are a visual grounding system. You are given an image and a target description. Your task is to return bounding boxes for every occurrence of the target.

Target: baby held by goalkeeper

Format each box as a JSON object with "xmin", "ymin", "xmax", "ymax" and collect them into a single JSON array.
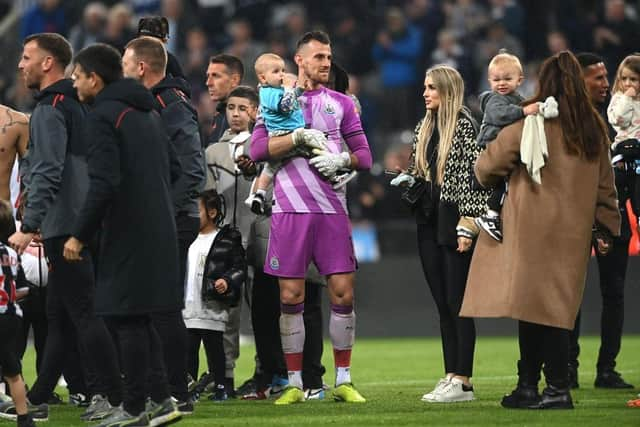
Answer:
[{"xmin": 245, "ymin": 53, "xmax": 353, "ymax": 215}]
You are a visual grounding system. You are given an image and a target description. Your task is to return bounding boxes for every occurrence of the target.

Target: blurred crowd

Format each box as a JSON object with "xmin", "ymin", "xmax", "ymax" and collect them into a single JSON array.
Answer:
[{"xmin": 1, "ymin": 0, "xmax": 639, "ymax": 225}]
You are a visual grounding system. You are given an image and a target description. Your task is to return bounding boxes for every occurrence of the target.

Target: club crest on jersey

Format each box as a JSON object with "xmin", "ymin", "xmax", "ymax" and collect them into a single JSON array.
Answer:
[
  {"xmin": 324, "ymin": 103, "xmax": 336, "ymax": 114},
  {"xmin": 270, "ymin": 256, "xmax": 280, "ymax": 270}
]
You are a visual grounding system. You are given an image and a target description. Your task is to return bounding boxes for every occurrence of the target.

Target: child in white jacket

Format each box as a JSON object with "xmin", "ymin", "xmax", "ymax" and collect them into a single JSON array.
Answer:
[{"xmin": 608, "ymin": 54, "xmax": 640, "ymax": 151}]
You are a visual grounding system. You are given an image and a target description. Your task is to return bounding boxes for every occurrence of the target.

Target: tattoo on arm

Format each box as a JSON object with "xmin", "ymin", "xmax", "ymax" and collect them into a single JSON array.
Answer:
[{"xmin": 1, "ymin": 109, "xmax": 28, "ymax": 135}]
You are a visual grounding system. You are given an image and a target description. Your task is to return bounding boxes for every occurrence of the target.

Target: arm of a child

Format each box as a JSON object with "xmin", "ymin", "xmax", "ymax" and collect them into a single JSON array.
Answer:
[
  {"xmin": 222, "ymin": 228, "xmax": 247, "ymax": 294},
  {"xmin": 607, "ymin": 92, "xmax": 634, "ymax": 129},
  {"xmin": 278, "ymin": 87, "xmax": 299, "ymax": 114},
  {"xmin": 483, "ymin": 93, "xmax": 526, "ymax": 127}
]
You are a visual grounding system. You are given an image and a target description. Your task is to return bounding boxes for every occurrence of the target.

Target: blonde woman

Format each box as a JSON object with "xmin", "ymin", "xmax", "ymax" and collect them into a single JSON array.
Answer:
[{"xmin": 391, "ymin": 65, "xmax": 489, "ymax": 403}]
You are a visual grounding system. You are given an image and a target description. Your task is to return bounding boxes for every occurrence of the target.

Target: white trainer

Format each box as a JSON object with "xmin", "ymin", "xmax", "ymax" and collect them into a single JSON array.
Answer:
[
  {"xmin": 421, "ymin": 378, "xmax": 451, "ymax": 402},
  {"xmin": 431, "ymin": 378, "xmax": 474, "ymax": 403}
]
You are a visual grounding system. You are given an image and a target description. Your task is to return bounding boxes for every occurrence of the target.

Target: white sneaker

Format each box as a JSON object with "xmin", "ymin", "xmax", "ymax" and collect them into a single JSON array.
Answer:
[
  {"xmin": 421, "ymin": 378, "xmax": 451, "ymax": 402},
  {"xmin": 431, "ymin": 378, "xmax": 474, "ymax": 403}
]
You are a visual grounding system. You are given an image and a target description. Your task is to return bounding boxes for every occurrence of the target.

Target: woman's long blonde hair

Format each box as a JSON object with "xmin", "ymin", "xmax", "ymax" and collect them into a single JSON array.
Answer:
[{"xmin": 414, "ymin": 65, "xmax": 465, "ymax": 184}]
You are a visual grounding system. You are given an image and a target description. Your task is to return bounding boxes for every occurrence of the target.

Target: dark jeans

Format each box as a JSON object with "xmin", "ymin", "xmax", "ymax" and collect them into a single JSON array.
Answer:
[
  {"xmin": 151, "ymin": 214, "xmax": 199, "ymax": 401},
  {"xmin": 520, "ymin": 321, "xmax": 569, "ymax": 388},
  {"xmin": 15, "ymin": 287, "xmax": 88, "ymax": 396},
  {"xmin": 417, "ymin": 224, "xmax": 476, "ymax": 377},
  {"xmin": 27, "ymin": 237, "xmax": 121, "ymax": 406},
  {"xmin": 107, "ymin": 316, "xmax": 169, "ymax": 414},
  {"xmin": 250, "ymin": 269, "xmax": 325, "ymax": 389},
  {"xmin": 187, "ymin": 329, "xmax": 225, "ymax": 386},
  {"xmin": 569, "ymin": 235, "xmax": 628, "ymax": 371}
]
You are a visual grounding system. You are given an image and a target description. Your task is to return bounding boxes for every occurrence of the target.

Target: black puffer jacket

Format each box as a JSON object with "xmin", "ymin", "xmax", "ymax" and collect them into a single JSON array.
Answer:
[{"xmin": 202, "ymin": 225, "xmax": 246, "ymax": 307}]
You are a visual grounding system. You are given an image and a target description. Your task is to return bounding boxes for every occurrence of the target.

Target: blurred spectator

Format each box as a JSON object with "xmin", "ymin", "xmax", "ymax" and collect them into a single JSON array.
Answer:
[
  {"xmin": 20, "ymin": 0, "xmax": 67, "ymax": 39},
  {"xmin": 272, "ymin": 3, "xmax": 307, "ymax": 57},
  {"xmin": 181, "ymin": 27, "xmax": 211, "ymax": 98},
  {"xmin": 233, "ymin": 0, "xmax": 271, "ymax": 41},
  {"xmin": 99, "ymin": 3, "xmax": 136, "ymax": 52},
  {"xmin": 430, "ymin": 29, "xmax": 473, "ymax": 92},
  {"xmin": 405, "ymin": 0, "xmax": 445, "ymax": 66},
  {"xmin": 348, "ymin": 145, "xmax": 411, "ymax": 222},
  {"xmin": 194, "ymin": 0, "xmax": 230, "ymax": 47},
  {"xmin": 594, "ymin": 0, "xmax": 640, "ymax": 74},
  {"xmin": 4, "ymin": 71, "xmax": 36, "ymax": 113},
  {"xmin": 546, "ymin": 30, "xmax": 570, "ymax": 56},
  {"xmin": 161, "ymin": 0, "xmax": 195, "ymax": 54},
  {"xmin": 473, "ymin": 20, "xmax": 524, "ymax": 92},
  {"xmin": 224, "ymin": 18, "xmax": 265, "ymax": 88},
  {"xmin": 331, "ymin": 8, "xmax": 375, "ymax": 76},
  {"xmin": 126, "ymin": 0, "xmax": 161, "ymax": 16},
  {"xmin": 444, "ymin": 0, "xmax": 489, "ymax": 44},
  {"xmin": 372, "ymin": 7, "xmax": 422, "ymax": 131},
  {"xmin": 265, "ymin": 30, "xmax": 295, "ymax": 71},
  {"xmin": 68, "ymin": 2, "xmax": 107, "ymax": 52},
  {"xmin": 488, "ymin": 0, "xmax": 524, "ymax": 41}
]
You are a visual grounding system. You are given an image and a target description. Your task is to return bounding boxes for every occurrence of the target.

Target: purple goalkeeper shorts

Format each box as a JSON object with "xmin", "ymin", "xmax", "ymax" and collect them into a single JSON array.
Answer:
[{"xmin": 264, "ymin": 212, "xmax": 357, "ymax": 278}]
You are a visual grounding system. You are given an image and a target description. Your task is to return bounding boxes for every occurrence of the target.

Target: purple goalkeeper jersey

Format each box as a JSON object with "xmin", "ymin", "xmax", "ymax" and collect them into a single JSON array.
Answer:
[{"xmin": 251, "ymin": 86, "xmax": 372, "ymax": 215}]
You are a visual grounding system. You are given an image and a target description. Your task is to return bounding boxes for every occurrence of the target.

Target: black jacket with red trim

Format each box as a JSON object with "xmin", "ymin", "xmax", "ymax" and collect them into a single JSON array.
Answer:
[
  {"xmin": 74, "ymin": 78, "xmax": 182, "ymax": 315},
  {"xmin": 151, "ymin": 76, "xmax": 205, "ymax": 218},
  {"xmin": 21, "ymin": 79, "xmax": 89, "ymax": 239}
]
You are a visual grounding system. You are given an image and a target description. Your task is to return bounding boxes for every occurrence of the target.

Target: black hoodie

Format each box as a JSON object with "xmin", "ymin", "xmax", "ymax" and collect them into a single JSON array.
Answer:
[
  {"xmin": 151, "ymin": 76, "xmax": 205, "ymax": 217},
  {"xmin": 21, "ymin": 79, "xmax": 90, "ymax": 239},
  {"xmin": 73, "ymin": 78, "xmax": 182, "ymax": 315}
]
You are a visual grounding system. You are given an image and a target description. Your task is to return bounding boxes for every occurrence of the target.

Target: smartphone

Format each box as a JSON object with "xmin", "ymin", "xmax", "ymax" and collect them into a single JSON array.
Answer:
[{"xmin": 384, "ymin": 169, "xmax": 401, "ymax": 176}]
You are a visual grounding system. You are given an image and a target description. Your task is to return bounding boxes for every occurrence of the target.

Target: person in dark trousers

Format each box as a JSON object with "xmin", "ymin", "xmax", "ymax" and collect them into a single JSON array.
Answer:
[
  {"xmin": 63, "ymin": 43, "xmax": 182, "ymax": 427},
  {"xmin": 122, "ymin": 36, "xmax": 206, "ymax": 412},
  {"xmin": 567, "ymin": 52, "xmax": 634, "ymax": 389},
  {"xmin": 206, "ymin": 54, "xmax": 243, "ymax": 146},
  {"xmin": 3, "ymin": 33, "xmax": 122, "ymax": 422},
  {"xmin": 0, "ymin": 200, "xmax": 44, "ymax": 427}
]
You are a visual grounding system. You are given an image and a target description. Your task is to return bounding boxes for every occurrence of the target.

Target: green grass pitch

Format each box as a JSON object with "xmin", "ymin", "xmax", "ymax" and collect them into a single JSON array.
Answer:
[{"xmin": 12, "ymin": 336, "xmax": 640, "ymax": 426}]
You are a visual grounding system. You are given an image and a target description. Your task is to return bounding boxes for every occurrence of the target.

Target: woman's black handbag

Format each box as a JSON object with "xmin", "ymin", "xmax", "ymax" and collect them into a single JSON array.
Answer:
[{"xmin": 401, "ymin": 178, "xmax": 436, "ymax": 220}]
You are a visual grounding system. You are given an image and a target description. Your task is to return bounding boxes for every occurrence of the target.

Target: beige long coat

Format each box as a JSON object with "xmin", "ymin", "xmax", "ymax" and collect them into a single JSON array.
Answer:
[{"xmin": 460, "ymin": 120, "xmax": 620, "ymax": 330}]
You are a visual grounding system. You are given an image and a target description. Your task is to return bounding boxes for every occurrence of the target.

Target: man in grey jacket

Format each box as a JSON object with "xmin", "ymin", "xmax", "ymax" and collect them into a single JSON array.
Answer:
[
  {"xmin": 122, "ymin": 36, "xmax": 205, "ymax": 412},
  {"xmin": 5, "ymin": 33, "xmax": 122, "ymax": 421}
]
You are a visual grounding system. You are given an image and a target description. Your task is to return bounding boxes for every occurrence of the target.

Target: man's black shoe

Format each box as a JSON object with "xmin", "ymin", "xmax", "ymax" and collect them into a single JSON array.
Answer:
[
  {"xmin": 529, "ymin": 385, "xmax": 573, "ymax": 409},
  {"xmin": 501, "ymin": 385, "xmax": 540, "ymax": 409},
  {"xmin": 595, "ymin": 370, "xmax": 634, "ymax": 389}
]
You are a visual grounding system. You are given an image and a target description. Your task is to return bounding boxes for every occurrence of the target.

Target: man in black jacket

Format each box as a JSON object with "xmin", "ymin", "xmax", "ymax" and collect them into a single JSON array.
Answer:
[
  {"xmin": 122, "ymin": 36, "xmax": 205, "ymax": 411},
  {"xmin": 568, "ymin": 52, "xmax": 634, "ymax": 390},
  {"xmin": 206, "ymin": 54, "xmax": 243, "ymax": 146},
  {"xmin": 4, "ymin": 33, "xmax": 122, "ymax": 421},
  {"xmin": 64, "ymin": 43, "xmax": 181, "ymax": 427}
]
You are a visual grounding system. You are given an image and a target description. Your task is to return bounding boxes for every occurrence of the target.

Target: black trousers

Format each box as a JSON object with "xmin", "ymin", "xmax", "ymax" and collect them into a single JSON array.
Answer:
[
  {"xmin": 151, "ymin": 214, "xmax": 199, "ymax": 402},
  {"xmin": 250, "ymin": 268, "xmax": 325, "ymax": 390},
  {"xmin": 519, "ymin": 321, "xmax": 569, "ymax": 388},
  {"xmin": 0, "ymin": 315, "xmax": 23, "ymax": 377},
  {"xmin": 107, "ymin": 316, "xmax": 169, "ymax": 414},
  {"xmin": 17, "ymin": 286, "xmax": 47, "ymax": 374},
  {"xmin": 569, "ymin": 234, "xmax": 628, "ymax": 371},
  {"xmin": 27, "ymin": 237, "xmax": 121, "ymax": 406},
  {"xmin": 187, "ymin": 329, "xmax": 225, "ymax": 386},
  {"xmin": 487, "ymin": 180, "xmax": 506, "ymax": 212},
  {"xmin": 417, "ymin": 224, "xmax": 476, "ymax": 377}
]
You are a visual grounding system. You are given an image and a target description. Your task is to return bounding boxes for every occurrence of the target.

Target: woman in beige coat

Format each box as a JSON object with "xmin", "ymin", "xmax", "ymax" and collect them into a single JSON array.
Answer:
[{"xmin": 460, "ymin": 52, "xmax": 620, "ymax": 409}]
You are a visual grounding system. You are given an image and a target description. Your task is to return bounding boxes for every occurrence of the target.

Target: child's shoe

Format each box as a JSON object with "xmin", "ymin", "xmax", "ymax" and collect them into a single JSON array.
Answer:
[{"xmin": 475, "ymin": 213, "xmax": 503, "ymax": 242}]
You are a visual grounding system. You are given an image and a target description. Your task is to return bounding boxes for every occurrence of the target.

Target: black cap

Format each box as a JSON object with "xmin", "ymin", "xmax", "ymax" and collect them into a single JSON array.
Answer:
[{"xmin": 138, "ymin": 16, "xmax": 169, "ymax": 39}]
